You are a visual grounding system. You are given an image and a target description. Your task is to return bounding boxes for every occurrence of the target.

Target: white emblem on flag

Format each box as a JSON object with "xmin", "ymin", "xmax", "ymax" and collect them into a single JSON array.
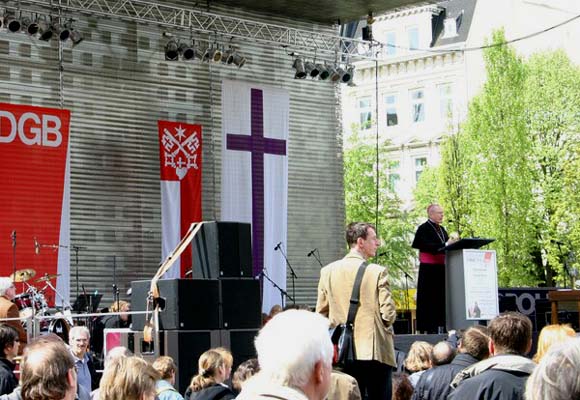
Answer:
[{"xmin": 161, "ymin": 125, "xmax": 200, "ymax": 180}]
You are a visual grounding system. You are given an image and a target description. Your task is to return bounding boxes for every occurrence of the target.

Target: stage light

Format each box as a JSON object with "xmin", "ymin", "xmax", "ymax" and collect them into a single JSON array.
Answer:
[
  {"xmin": 329, "ymin": 66, "xmax": 341, "ymax": 82},
  {"xmin": 211, "ymin": 47, "xmax": 222, "ymax": 63},
  {"xmin": 341, "ymin": 66, "xmax": 354, "ymax": 84},
  {"xmin": 4, "ymin": 12, "xmax": 21, "ymax": 33},
  {"xmin": 222, "ymin": 48, "xmax": 234, "ymax": 64},
  {"xmin": 202, "ymin": 46, "xmax": 211, "ymax": 62},
  {"xmin": 293, "ymin": 58, "xmax": 307, "ymax": 79},
  {"xmin": 164, "ymin": 38, "xmax": 179, "ymax": 61},
  {"xmin": 231, "ymin": 53, "xmax": 246, "ymax": 68},
  {"xmin": 304, "ymin": 61, "xmax": 319, "ymax": 78},
  {"xmin": 22, "ymin": 17, "xmax": 40, "ymax": 35},
  {"xmin": 179, "ymin": 42, "xmax": 195, "ymax": 60},
  {"xmin": 70, "ymin": 29, "xmax": 83, "ymax": 46},
  {"xmin": 317, "ymin": 64, "xmax": 330, "ymax": 80},
  {"xmin": 38, "ymin": 20, "xmax": 58, "ymax": 41}
]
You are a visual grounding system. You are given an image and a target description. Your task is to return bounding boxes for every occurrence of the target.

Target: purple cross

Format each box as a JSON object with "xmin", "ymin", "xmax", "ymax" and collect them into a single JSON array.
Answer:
[{"xmin": 226, "ymin": 88, "xmax": 287, "ymax": 276}]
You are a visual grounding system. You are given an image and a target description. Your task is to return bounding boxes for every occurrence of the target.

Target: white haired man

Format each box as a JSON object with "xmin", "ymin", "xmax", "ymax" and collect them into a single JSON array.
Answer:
[
  {"xmin": 68, "ymin": 326, "xmax": 96, "ymax": 394},
  {"xmin": 237, "ymin": 310, "xmax": 333, "ymax": 400},
  {"xmin": 0, "ymin": 278, "xmax": 26, "ymax": 354}
]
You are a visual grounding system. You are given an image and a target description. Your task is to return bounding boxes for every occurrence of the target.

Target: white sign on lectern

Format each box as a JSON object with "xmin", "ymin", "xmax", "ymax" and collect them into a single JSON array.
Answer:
[{"xmin": 463, "ymin": 249, "xmax": 499, "ymax": 320}]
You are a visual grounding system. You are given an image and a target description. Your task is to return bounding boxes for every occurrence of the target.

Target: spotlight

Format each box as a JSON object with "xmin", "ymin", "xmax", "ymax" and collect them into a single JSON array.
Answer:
[
  {"xmin": 231, "ymin": 53, "xmax": 246, "ymax": 68},
  {"xmin": 292, "ymin": 58, "xmax": 307, "ymax": 79},
  {"xmin": 4, "ymin": 12, "xmax": 21, "ymax": 33},
  {"xmin": 222, "ymin": 48, "xmax": 234, "ymax": 64},
  {"xmin": 179, "ymin": 42, "xmax": 195, "ymax": 60},
  {"xmin": 317, "ymin": 64, "xmax": 330, "ymax": 80},
  {"xmin": 164, "ymin": 38, "xmax": 179, "ymax": 61},
  {"xmin": 202, "ymin": 47, "xmax": 211, "ymax": 62},
  {"xmin": 22, "ymin": 17, "xmax": 40, "ymax": 35},
  {"xmin": 59, "ymin": 26, "xmax": 71, "ymax": 41},
  {"xmin": 329, "ymin": 66, "xmax": 341, "ymax": 82},
  {"xmin": 39, "ymin": 20, "xmax": 58, "ymax": 41},
  {"xmin": 70, "ymin": 29, "xmax": 83, "ymax": 46},
  {"xmin": 341, "ymin": 66, "xmax": 354, "ymax": 84},
  {"xmin": 212, "ymin": 47, "xmax": 222, "ymax": 63},
  {"xmin": 304, "ymin": 62, "xmax": 319, "ymax": 78}
]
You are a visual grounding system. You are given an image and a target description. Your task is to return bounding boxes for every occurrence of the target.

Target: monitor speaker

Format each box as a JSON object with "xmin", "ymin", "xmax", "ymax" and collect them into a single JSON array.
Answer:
[
  {"xmin": 131, "ymin": 279, "xmax": 220, "ymax": 330},
  {"xmin": 220, "ymin": 279, "xmax": 262, "ymax": 329}
]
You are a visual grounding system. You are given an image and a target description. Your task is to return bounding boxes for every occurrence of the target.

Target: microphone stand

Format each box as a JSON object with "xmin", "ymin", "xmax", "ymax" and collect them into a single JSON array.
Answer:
[
  {"xmin": 276, "ymin": 244, "xmax": 297, "ymax": 305},
  {"xmin": 10, "ymin": 231, "xmax": 16, "ymax": 283},
  {"xmin": 260, "ymin": 269, "xmax": 294, "ymax": 307},
  {"xmin": 70, "ymin": 245, "xmax": 86, "ymax": 302},
  {"xmin": 311, "ymin": 249, "xmax": 323, "ymax": 268},
  {"xmin": 377, "ymin": 253, "xmax": 414, "ymax": 318}
]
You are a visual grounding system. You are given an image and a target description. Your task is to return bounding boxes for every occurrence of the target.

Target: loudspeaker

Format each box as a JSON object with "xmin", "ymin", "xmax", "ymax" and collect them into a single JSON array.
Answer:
[
  {"xmin": 191, "ymin": 222, "xmax": 252, "ymax": 278},
  {"xmin": 220, "ymin": 279, "xmax": 262, "ymax": 329},
  {"xmin": 131, "ymin": 279, "xmax": 220, "ymax": 330},
  {"xmin": 393, "ymin": 311, "xmax": 412, "ymax": 335}
]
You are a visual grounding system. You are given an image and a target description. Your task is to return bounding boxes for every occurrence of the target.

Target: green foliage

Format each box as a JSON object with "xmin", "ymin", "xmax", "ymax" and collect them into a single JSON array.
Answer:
[
  {"xmin": 431, "ymin": 30, "xmax": 580, "ymax": 287},
  {"xmin": 343, "ymin": 129, "xmax": 416, "ymax": 281}
]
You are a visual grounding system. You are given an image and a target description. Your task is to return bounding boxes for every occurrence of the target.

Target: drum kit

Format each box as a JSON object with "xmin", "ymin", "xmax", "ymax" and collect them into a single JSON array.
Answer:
[{"xmin": 10, "ymin": 268, "xmax": 71, "ymax": 342}]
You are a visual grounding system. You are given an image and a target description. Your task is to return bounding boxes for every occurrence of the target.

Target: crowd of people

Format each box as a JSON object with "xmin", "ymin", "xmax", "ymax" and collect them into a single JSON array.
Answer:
[{"xmin": 0, "ymin": 218, "xmax": 578, "ymax": 400}]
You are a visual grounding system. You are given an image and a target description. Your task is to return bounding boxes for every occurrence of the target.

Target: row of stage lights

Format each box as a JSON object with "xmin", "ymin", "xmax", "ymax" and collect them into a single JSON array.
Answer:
[
  {"xmin": 164, "ymin": 37, "xmax": 246, "ymax": 68},
  {"xmin": 1, "ymin": 11, "xmax": 83, "ymax": 45},
  {"xmin": 292, "ymin": 57, "xmax": 354, "ymax": 84}
]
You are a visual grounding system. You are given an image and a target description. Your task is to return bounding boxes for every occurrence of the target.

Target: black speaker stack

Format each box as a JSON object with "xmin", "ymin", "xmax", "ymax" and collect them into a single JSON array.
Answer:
[{"xmin": 129, "ymin": 222, "xmax": 261, "ymax": 394}]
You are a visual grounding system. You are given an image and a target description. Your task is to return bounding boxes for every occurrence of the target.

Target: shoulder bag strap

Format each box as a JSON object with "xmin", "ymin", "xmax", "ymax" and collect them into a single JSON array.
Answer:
[{"xmin": 346, "ymin": 261, "xmax": 368, "ymax": 325}]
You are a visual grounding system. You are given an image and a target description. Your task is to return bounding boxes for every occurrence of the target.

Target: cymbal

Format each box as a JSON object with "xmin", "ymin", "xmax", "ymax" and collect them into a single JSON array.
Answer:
[
  {"xmin": 10, "ymin": 269, "xmax": 36, "ymax": 282},
  {"xmin": 36, "ymin": 273, "xmax": 60, "ymax": 282}
]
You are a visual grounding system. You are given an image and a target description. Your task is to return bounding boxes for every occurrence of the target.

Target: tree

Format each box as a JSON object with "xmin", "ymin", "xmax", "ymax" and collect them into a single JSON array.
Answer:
[{"xmin": 343, "ymin": 128, "xmax": 416, "ymax": 281}]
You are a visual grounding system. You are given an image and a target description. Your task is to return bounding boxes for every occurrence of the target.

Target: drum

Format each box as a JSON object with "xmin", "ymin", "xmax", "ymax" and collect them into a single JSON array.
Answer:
[
  {"xmin": 47, "ymin": 318, "xmax": 70, "ymax": 343},
  {"xmin": 14, "ymin": 293, "xmax": 34, "ymax": 320}
]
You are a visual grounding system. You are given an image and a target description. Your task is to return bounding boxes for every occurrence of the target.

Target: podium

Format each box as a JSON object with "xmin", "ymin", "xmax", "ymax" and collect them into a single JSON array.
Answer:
[{"xmin": 444, "ymin": 238, "xmax": 495, "ymax": 331}]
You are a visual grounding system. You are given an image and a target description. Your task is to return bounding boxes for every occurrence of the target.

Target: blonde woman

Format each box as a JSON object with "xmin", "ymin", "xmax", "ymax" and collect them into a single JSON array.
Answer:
[
  {"xmin": 99, "ymin": 356, "xmax": 159, "ymax": 400},
  {"xmin": 404, "ymin": 341, "xmax": 433, "ymax": 388},
  {"xmin": 533, "ymin": 324, "xmax": 575, "ymax": 363},
  {"xmin": 184, "ymin": 348, "xmax": 235, "ymax": 400}
]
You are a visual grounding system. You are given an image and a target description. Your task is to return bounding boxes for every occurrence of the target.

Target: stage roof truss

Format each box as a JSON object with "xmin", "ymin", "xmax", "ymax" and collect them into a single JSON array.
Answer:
[{"xmin": 18, "ymin": 0, "xmax": 379, "ymax": 61}]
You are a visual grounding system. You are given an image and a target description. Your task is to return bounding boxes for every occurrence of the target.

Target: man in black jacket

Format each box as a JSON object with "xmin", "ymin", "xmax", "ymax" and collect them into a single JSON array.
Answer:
[
  {"xmin": 412, "ymin": 326, "xmax": 490, "ymax": 400},
  {"xmin": 448, "ymin": 313, "xmax": 535, "ymax": 400},
  {"xmin": 0, "ymin": 325, "xmax": 19, "ymax": 396}
]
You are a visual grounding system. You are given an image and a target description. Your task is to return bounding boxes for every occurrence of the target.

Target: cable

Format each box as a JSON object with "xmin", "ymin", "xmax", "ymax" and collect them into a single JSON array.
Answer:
[{"xmin": 374, "ymin": 12, "xmax": 580, "ymax": 54}]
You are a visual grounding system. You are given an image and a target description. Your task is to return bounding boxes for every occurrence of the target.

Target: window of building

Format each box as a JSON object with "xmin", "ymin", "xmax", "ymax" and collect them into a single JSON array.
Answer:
[
  {"xmin": 387, "ymin": 160, "xmax": 401, "ymax": 193},
  {"xmin": 407, "ymin": 27, "xmax": 419, "ymax": 51},
  {"xmin": 386, "ymin": 31, "xmax": 397, "ymax": 56},
  {"xmin": 414, "ymin": 157, "xmax": 427, "ymax": 183},
  {"xmin": 384, "ymin": 94, "xmax": 398, "ymax": 127},
  {"xmin": 439, "ymin": 83, "xmax": 454, "ymax": 122},
  {"xmin": 410, "ymin": 89, "xmax": 425, "ymax": 123},
  {"xmin": 358, "ymin": 97, "xmax": 372, "ymax": 130}
]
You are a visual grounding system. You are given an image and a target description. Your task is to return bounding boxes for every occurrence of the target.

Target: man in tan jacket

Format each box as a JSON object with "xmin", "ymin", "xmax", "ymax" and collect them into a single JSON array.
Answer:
[{"xmin": 316, "ymin": 222, "xmax": 397, "ymax": 400}]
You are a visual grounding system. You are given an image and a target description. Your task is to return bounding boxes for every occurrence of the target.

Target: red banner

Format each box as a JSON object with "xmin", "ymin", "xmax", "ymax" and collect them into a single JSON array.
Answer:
[
  {"xmin": 158, "ymin": 120, "xmax": 202, "ymax": 278},
  {"xmin": 0, "ymin": 103, "xmax": 70, "ymax": 304}
]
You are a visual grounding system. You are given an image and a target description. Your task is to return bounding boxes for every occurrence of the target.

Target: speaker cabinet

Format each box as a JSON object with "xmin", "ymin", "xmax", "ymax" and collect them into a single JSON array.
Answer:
[
  {"xmin": 221, "ymin": 279, "xmax": 262, "ymax": 329},
  {"xmin": 191, "ymin": 222, "xmax": 252, "ymax": 278},
  {"xmin": 132, "ymin": 279, "xmax": 220, "ymax": 330}
]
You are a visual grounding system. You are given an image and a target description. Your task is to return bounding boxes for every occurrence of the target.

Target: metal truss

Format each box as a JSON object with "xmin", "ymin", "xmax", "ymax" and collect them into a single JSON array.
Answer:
[{"xmin": 19, "ymin": 0, "xmax": 376, "ymax": 60}]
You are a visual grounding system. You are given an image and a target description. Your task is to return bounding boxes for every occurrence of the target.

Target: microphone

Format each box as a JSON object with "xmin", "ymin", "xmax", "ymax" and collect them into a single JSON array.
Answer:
[
  {"xmin": 34, "ymin": 237, "xmax": 40, "ymax": 255},
  {"xmin": 274, "ymin": 242, "xmax": 282, "ymax": 251},
  {"xmin": 184, "ymin": 270, "xmax": 193, "ymax": 276},
  {"xmin": 307, "ymin": 248, "xmax": 317, "ymax": 257}
]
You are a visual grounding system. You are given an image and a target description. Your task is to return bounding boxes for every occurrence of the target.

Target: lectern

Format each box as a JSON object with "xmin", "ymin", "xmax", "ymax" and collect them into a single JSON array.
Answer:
[{"xmin": 443, "ymin": 238, "xmax": 495, "ymax": 331}]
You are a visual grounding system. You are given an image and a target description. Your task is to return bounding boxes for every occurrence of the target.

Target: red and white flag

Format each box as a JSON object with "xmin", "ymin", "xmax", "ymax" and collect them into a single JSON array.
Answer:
[
  {"xmin": 158, "ymin": 120, "xmax": 202, "ymax": 278},
  {"xmin": 0, "ymin": 103, "xmax": 71, "ymax": 305}
]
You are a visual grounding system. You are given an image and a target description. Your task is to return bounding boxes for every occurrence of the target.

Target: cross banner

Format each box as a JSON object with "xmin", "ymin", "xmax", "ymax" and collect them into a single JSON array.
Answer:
[
  {"xmin": 221, "ymin": 80, "xmax": 289, "ymax": 313},
  {"xmin": 158, "ymin": 121, "xmax": 202, "ymax": 278},
  {"xmin": 0, "ymin": 103, "xmax": 71, "ymax": 305}
]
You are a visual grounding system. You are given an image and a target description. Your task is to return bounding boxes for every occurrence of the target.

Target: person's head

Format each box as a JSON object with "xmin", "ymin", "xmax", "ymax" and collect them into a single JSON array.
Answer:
[
  {"xmin": 392, "ymin": 372, "xmax": 414, "ymax": 400},
  {"xmin": 21, "ymin": 337, "xmax": 77, "ymax": 400},
  {"xmin": 427, "ymin": 204, "xmax": 444, "ymax": 224},
  {"xmin": 110, "ymin": 300, "xmax": 131, "ymax": 322},
  {"xmin": 232, "ymin": 358, "xmax": 260, "ymax": 393},
  {"xmin": 99, "ymin": 356, "xmax": 159, "ymax": 400},
  {"xmin": 488, "ymin": 312, "xmax": 532, "ymax": 356},
  {"xmin": 405, "ymin": 341, "xmax": 433, "ymax": 373},
  {"xmin": 214, "ymin": 347, "xmax": 233, "ymax": 380},
  {"xmin": 533, "ymin": 324, "xmax": 575, "ymax": 363},
  {"xmin": 69, "ymin": 325, "xmax": 90, "ymax": 358},
  {"xmin": 104, "ymin": 346, "xmax": 132, "ymax": 369},
  {"xmin": 431, "ymin": 341, "xmax": 455, "ymax": 366},
  {"xmin": 254, "ymin": 310, "xmax": 333, "ymax": 400},
  {"xmin": 190, "ymin": 348, "xmax": 232, "ymax": 391},
  {"xmin": 525, "ymin": 338, "xmax": 580, "ymax": 400},
  {"xmin": 0, "ymin": 324, "xmax": 19, "ymax": 361},
  {"xmin": 152, "ymin": 356, "xmax": 177, "ymax": 384},
  {"xmin": 459, "ymin": 325, "xmax": 490, "ymax": 361},
  {"xmin": 345, "ymin": 222, "xmax": 380, "ymax": 259},
  {"xmin": 0, "ymin": 278, "xmax": 16, "ymax": 300},
  {"xmin": 269, "ymin": 304, "xmax": 283, "ymax": 317}
]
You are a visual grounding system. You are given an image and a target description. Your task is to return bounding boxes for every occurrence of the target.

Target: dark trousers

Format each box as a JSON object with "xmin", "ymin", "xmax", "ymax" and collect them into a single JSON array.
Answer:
[{"xmin": 344, "ymin": 360, "xmax": 392, "ymax": 400}]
